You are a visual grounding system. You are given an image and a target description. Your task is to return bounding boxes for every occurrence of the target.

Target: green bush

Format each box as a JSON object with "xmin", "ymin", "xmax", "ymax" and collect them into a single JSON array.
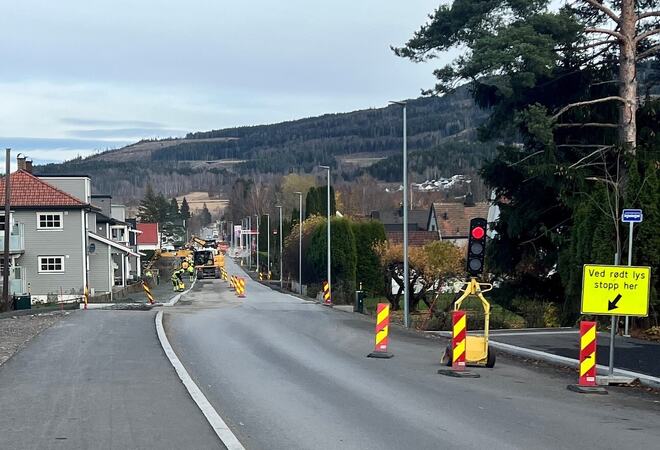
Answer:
[
  {"xmin": 307, "ymin": 217, "xmax": 356, "ymax": 304},
  {"xmin": 350, "ymin": 221, "xmax": 386, "ymax": 296}
]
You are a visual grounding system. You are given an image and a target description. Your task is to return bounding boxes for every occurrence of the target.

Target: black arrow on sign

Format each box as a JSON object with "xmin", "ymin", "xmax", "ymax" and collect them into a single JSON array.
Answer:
[{"xmin": 608, "ymin": 294, "xmax": 622, "ymax": 311}]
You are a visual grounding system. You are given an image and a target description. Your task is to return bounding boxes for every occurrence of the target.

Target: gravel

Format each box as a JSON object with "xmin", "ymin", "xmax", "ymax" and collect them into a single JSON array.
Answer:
[{"xmin": 0, "ymin": 312, "xmax": 67, "ymax": 366}]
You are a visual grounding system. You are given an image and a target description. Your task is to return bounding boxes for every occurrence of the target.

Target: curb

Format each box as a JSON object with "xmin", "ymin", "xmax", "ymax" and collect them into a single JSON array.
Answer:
[
  {"xmin": 155, "ymin": 310, "xmax": 245, "ymax": 450},
  {"xmin": 488, "ymin": 340, "xmax": 660, "ymax": 390},
  {"xmin": 163, "ymin": 278, "xmax": 197, "ymax": 307}
]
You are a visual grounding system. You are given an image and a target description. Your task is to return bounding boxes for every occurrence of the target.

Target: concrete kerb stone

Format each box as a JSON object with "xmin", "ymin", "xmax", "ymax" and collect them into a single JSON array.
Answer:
[
  {"xmin": 488, "ymin": 340, "xmax": 660, "ymax": 390},
  {"xmin": 163, "ymin": 278, "xmax": 198, "ymax": 307}
]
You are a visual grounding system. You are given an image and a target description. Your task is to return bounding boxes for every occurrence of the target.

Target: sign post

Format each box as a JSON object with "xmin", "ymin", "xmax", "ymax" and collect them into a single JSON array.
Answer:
[{"xmin": 621, "ymin": 209, "xmax": 643, "ymax": 336}]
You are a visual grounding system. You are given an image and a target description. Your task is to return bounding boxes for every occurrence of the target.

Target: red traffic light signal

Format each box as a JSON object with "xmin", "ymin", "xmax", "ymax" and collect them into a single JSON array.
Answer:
[
  {"xmin": 466, "ymin": 218, "xmax": 487, "ymax": 277},
  {"xmin": 471, "ymin": 226, "xmax": 485, "ymax": 240}
]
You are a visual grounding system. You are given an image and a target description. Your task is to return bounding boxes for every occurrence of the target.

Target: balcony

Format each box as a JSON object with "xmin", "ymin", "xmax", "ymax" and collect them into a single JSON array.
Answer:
[{"xmin": 0, "ymin": 223, "xmax": 25, "ymax": 253}]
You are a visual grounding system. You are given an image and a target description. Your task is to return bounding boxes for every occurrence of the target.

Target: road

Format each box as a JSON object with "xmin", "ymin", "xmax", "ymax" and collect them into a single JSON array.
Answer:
[
  {"xmin": 0, "ymin": 311, "xmax": 221, "ymax": 450},
  {"xmin": 165, "ymin": 258, "xmax": 660, "ymax": 450}
]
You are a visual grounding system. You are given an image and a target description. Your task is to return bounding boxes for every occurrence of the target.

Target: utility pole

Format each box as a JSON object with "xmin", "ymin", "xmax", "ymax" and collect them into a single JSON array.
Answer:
[
  {"xmin": 295, "ymin": 192, "xmax": 303, "ymax": 294},
  {"xmin": 390, "ymin": 101, "xmax": 409, "ymax": 328},
  {"xmin": 255, "ymin": 214, "xmax": 260, "ymax": 273},
  {"xmin": 266, "ymin": 213, "xmax": 270, "ymax": 279},
  {"xmin": 319, "ymin": 166, "xmax": 331, "ymax": 303},
  {"xmin": 2, "ymin": 148, "xmax": 11, "ymax": 312},
  {"xmin": 276, "ymin": 205, "xmax": 283, "ymax": 289}
]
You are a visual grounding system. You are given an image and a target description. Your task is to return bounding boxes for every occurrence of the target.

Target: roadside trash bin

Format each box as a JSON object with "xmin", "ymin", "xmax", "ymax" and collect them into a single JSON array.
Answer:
[
  {"xmin": 354, "ymin": 290, "xmax": 365, "ymax": 314},
  {"xmin": 13, "ymin": 294, "xmax": 31, "ymax": 310}
]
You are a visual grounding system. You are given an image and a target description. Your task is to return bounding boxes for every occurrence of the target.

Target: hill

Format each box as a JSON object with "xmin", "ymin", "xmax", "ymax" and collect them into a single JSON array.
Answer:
[{"xmin": 37, "ymin": 87, "xmax": 492, "ymax": 202}]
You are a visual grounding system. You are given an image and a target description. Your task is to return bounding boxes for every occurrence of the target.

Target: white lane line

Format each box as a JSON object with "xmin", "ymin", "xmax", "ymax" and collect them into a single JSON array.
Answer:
[{"xmin": 155, "ymin": 310, "xmax": 245, "ymax": 450}]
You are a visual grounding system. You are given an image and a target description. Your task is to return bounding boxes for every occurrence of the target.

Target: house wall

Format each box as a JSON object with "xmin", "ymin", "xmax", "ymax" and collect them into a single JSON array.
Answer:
[
  {"xmin": 88, "ymin": 240, "xmax": 111, "ymax": 295},
  {"xmin": 88, "ymin": 211, "xmax": 97, "ymax": 232},
  {"xmin": 91, "ymin": 196, "xmax": 112, "ymax": 217},
  {"xmin": 39, "ymin": 177, "xmax": 91, "ymax": 203},
  {"xmin": 13, "ymin": 208, "xmax": 86, "ymax": 302},
  {"xmin": 111, "ymin": 205, "xmax": 126, "ymax": 222}
]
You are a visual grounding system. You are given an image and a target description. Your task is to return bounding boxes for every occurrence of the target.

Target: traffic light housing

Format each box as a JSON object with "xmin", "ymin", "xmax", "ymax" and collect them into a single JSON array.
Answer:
[{"xmin": 466, "ymin": 217, "xmax": 487, "ymax": 277}]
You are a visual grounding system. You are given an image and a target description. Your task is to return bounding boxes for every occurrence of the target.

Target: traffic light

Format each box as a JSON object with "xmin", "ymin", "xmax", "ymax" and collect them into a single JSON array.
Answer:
[{"xmin": 466, "ymin": 217, "xmax": 487, "ymax": 277}]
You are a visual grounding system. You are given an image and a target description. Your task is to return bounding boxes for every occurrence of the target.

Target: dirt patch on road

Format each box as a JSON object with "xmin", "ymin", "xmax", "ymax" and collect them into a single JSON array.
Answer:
[{"xmin": 0, "ymin": 312, "xmax": 68, "ymax": 367}]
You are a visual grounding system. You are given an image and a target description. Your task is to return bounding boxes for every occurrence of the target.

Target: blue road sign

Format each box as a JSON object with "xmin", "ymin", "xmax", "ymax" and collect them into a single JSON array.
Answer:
[{"xmin": 621, "ymin": 209, "xmax": 643, "ymax": 223}]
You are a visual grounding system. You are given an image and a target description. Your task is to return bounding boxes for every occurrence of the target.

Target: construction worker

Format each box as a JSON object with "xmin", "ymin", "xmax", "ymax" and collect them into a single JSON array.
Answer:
[
  {"xmin": 171, "ymin": 269, "xmax": 186, "ymax": 292},
  {"xmin": 187, "ymin": 263, "xmax": 195, "ymax": 281}
]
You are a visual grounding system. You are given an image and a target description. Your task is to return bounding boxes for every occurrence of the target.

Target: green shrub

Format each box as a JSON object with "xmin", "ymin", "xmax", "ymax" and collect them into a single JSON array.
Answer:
[{"xmin": 350, "ymin": 221, "xmax": 386, "ymax": 296}]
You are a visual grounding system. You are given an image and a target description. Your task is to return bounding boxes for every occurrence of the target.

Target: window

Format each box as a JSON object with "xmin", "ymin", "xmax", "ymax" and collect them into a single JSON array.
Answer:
[
  {"xmin": 38, "ymin": 256, "xmax": 64, "ymax": 273},
  {"xmin": 37, "ymin": 213, "xmax": 63, "ymax": 230}
]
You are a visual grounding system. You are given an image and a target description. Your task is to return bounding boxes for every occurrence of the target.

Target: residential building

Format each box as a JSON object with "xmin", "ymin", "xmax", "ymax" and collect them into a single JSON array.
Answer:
[
  {"xmin": 427, "ymin": 194, "xmax": 492, "ymax": 246},
  {"xmin": 137, "ymin": 223, "xmax": 160, "ymax": 252},
  {"xmin": 370, "ymin": 207, "xmax": 430, "ymax": 232}
]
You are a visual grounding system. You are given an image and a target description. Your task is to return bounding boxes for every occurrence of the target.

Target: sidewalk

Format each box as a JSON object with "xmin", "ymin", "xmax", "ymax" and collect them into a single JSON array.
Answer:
[{"xmin": 0, "ymin": 310, "xmax": 221, "ymax": 449}]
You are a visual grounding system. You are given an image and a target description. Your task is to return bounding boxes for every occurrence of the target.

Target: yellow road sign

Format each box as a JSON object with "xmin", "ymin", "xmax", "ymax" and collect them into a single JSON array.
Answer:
[{"xmin": 581, "ymin": 265, "xmax": 651, "ymax": 317}]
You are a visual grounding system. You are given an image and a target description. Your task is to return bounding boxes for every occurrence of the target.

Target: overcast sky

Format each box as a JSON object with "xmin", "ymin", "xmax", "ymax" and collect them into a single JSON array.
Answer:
[{"xmin": 0, "ymin": 0, "xmax": 446, "ymax": 165}]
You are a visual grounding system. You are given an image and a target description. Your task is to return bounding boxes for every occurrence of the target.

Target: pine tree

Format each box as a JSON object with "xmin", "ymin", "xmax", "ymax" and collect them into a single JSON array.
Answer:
[
  {"xmin": 180, "ymin": 197, "xmax": 191, "ymax": 220},
  {"xmin": 199, "ymin": 203, "xmax": 212, "ymax": 226},
  {"xmin": 138, "ymin": 183, "xmax": 160, "ymax": 223}
]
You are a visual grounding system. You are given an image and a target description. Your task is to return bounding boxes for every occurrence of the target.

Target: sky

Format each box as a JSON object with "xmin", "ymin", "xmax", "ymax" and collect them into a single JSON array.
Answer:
[{"xmin": 0, "ymin": 0, "xmax": 447, "ymax": 167}]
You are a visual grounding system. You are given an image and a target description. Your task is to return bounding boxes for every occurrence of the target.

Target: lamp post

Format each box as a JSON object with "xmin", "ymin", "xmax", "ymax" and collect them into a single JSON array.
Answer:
[
  {"xmin": 255, "ymin": 214, "xmax": 260, "ymax": 273},
  {"xmin": 276, "ymin": 205, "xmax": 283, "ymax": 289},
  {"xmin": 265, "ymin": 213, "xmax": 270, "ymax": 279},
  {"xmin": 390, "ymin": 100, "xmax": 409, "ymax": 328},
  {"xmin": 294, "ymin": 192, "xmax": 303, "ymax": 294},
  {"xmin": 319, "ymin": 165, "xmax": 331, "ymax": 304},
  {"xmin": 247, "ymin": 216, "xmax": 252, "ymax": 270}
]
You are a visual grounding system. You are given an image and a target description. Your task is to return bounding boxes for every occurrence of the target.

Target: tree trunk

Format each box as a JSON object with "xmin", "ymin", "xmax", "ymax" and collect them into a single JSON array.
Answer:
[{"xmin": 619, "ymin": 0, "xmax": 637, "ymax": 154}]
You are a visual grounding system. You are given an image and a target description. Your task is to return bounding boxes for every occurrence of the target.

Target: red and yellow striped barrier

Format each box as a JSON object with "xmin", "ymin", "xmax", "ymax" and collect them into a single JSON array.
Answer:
[
  {"xmin": 579, "ymin": 321, "xmax": 597, "ymax": 386},
  {"xmin": 367, "ymin": 303, "xmax": 393, "ymax": 358},
  {"xmin": 238, "ymin": 277, "xmax": 246, "ymax": 298},
  {"xmin": 322, "ymin": 280, "xmax": 331, "ymax": 305},
  {"xmin": 142, "ymin": 281, "xmax": 155, "ymax": 305},
  {"xmin": 452, "ymin": 311, "xmax": 467, "ymax": 370}
]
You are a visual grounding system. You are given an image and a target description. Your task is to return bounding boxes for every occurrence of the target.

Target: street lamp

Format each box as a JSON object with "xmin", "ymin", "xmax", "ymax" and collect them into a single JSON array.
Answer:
[
  {"xmin": 265, "ymin": 213, "xmax": 270, "ymax": 279},
  {"xmin": 390, "ymin": 100, "xmax": 410, "ymax": 328},
  {"xmin": 255, "ymin": 214, "xmax": 260, "ymax": 273},
  {"xmin": 294, "ymin": 192, "xmax": 303, "ymax": 294},
  {"xmin": 247, "ymin": 216, "xmax": 252, "ymax": 270},
  {"xmin": 319, "ymin": 165, "xmax": 331, "ymax": 304},
  {"xmin": 276, "ymin": 205, "xmax": 283, "ymax": 289}
]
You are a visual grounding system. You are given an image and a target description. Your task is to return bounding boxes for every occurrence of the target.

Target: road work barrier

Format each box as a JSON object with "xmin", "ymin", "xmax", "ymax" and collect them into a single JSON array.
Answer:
[
  {"xmin": 84, "ymin": 285, "xmax": 89, "ymax": 310},
  {"xmin": 238, "ymin": 277, "xmax": 246, "ymax": 298},
  {"xmin": 438, "ymin": 310, "xmax": 480, "ymax": 378},
  {"xmin": 142, "ymin": 281, "xmax": 155, "ymax": 305},
  {"xmin": 322, "ymin": 281, "xmax": 332, "ymax": 305},
  {"xmin": 367, "ymin": 303, "xmax": 393, "ymax": 359},
  {"xmin": 451, "ymin": 311, "xmax": 467, "ymax": 371},
  {"xmin": 229, "ymin": 275, "xmax": 236, "ymax": 291},
  {"xmin": 567, "ymin": 321, "xmax": 607, "ymax": 394}
]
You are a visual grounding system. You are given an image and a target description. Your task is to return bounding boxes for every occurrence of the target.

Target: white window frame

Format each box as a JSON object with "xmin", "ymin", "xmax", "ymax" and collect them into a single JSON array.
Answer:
[
  {"xmin": 38, "ymin": 256, "xmax": 65, "ymax": 273},
  {"xmin": 36, "ymin": 212, "xmax": 64, "ymax": 230}
]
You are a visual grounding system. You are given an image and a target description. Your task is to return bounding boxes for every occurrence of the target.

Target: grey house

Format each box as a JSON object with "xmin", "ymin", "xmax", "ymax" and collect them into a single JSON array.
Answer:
[
  {"xmin": 0, "ymin": 158, "xmax": 142, "ymax": 304},
  {"xmin": 0, "ymin": 168, "xmax": 95, "ymax": 303}
]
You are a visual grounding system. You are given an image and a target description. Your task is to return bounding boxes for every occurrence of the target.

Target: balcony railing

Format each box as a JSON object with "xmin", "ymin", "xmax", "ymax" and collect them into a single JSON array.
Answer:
[{"xmin": 0, "ymin": 223, "xmax": 25, "ymax": 253}]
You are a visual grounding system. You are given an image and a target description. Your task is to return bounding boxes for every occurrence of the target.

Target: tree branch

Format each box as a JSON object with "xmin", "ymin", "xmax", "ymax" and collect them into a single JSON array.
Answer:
[
  {"xmin": 552, "ymin": 96, "xmax": 625, "ymax": 120},
  {"xmin": 636, "ymin": 28, "xmax": 660, "ymax": 44},
  {"xmin": 637, "ymin": 11, "xmax": 660, "ymax": 21},
  {"xmin": 559, "ymin": 39, "xmax": 617, "ymax": 51},
  {"xmin": 585, "ymin": 27, "xmax": 625, "ymax": 41},
  {"xmin": 580, "ymin": 0, "xmax": 620, "ymax": 23},
  {"xmin": 509, "ymin": 150, "xmax": 544, "ymax": 167},
  {"xmin": 555, "ymin": 123, "xmax": 619, "ymax": 128},
  {"xmin": 637, "ymin": 44, "xmax": 660, "ymax": 60}
]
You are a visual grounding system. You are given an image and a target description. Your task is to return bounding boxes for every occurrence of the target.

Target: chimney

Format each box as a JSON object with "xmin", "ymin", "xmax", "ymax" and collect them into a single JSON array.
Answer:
[
  {"xmin": 25, "ymin": 159, "xmax": 33, "ymax": 174},
  {"xmin": 17, "ymin": 154, "xmax": 27, "ymax": 171}
]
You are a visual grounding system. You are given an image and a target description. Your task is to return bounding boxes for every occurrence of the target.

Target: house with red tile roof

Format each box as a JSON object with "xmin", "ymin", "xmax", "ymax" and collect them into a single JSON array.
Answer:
[
  {"xmin": 427, "ymin": 194, "xmax": 493, "ymax": 246},
  {"xmin": 0, "ymin": 156, "xmax": 142, "ymax": 304},
  {"xmin": 137, "ymin": 223, "xmax": 160, "ymax": 251}
]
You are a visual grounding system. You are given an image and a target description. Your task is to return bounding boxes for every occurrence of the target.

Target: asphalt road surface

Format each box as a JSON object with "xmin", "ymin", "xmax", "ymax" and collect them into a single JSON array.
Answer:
[
  {"xmin": 166, "ymin": 258, "xmax": 660, "ymax": 450},
  {"xmin": 0, "ymin": 311, "xmax": 222, "ymax": 450}
]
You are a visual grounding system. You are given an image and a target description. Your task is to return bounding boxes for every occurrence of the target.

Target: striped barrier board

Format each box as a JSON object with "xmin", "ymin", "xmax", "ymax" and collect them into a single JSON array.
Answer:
[
  {"xmin": 143, "ymin": 281, "xmax": 155, "ymax": 305},
  {"xmin": 579, "ymin": 321, "xmax": 597, "ymax": 386},
  {"xmin": 322, "ymin": 281, "xmax": 332, "ymax": 305},
  {"xmin": 367, "ymin": 303, "xmax": 393, "ymax": 358},
  {"xmin": 452, "ymin": 311, "xmax": 467, "ymax": 370}
]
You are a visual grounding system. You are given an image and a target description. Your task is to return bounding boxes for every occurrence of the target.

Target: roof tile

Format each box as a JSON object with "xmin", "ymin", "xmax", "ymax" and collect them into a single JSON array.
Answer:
[{"xmin": 0, "ymin": 170, "xmax": 87, "ymax": 207}]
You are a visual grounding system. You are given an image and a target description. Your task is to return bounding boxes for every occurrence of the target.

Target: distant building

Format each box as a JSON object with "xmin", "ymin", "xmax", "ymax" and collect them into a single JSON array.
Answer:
[
  {"xmin": 370, "ymin": 207, "xmax": 429, "ymax": 232},
  {"xmin": 427, "ymin": 193, "xmax": 493, "ymax": 246},
  {"xmin": 137, "ymin": 223, "xmax": 160, "ymax": 251}
]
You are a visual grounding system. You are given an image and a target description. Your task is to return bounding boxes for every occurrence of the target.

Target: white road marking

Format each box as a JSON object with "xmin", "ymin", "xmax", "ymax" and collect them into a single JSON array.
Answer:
[
  {"xmin": 164, "ymin": 278, "xmax": 197, "ymax": 306},
  {"xmin": 155, "ymin": 310, "xmax": 245, "ymax": 450}
]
